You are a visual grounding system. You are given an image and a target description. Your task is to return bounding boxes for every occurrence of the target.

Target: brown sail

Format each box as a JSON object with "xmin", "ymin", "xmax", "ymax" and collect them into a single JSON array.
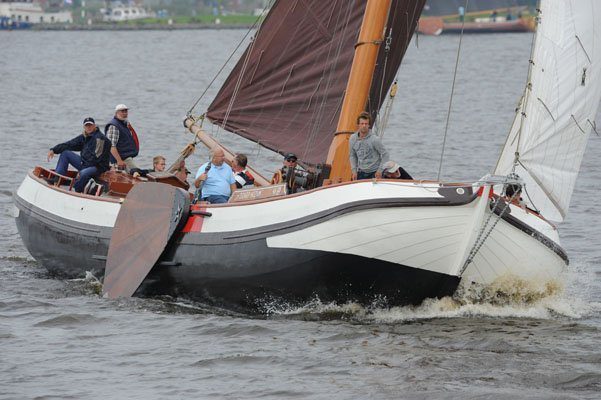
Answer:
[{"xmin": 207, "ymin": 0, "xmax": 426, "ymax": 166}]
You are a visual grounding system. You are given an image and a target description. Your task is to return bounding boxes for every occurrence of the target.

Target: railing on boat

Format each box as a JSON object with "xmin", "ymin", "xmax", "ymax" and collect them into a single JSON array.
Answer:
[{"xmin": 32, "ymin": 166, "xmax": 190, "ymax": 198}]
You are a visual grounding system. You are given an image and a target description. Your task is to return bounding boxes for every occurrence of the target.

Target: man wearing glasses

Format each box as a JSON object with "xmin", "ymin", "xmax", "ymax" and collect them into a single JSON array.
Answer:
[
  {"xmin": 105, "ymin": 104, "xmax": 140, "ymax": 172},
  {"xmin": 271, "ymin": 153, "xmax": 298, "ymax": 185}
]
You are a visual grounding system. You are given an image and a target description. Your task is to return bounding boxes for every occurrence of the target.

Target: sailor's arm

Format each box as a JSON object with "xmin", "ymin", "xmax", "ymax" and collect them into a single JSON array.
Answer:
[
  {"xmin": 349, "ymin": 135, "xmax": 358, "ymax": 180},
  {"xmin": 47, "ymin": 135, "xmax": 84, "ymax": 161},
  {"xmin": 110, "ymin": 147, "xmax": 126, "ymax": 169},
  {"xmin": 194, "ymin": 173, "xmax": 207, "ymax": 188},
  {"xmin": 106, "ymin": 125, "xmax": 126, "ymax": 169}
]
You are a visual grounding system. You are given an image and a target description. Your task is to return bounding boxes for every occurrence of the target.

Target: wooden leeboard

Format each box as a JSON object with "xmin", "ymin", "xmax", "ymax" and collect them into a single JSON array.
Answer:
[{"xmin": 102, "ymin": 182, "xmax": 190, "ymax": 299}]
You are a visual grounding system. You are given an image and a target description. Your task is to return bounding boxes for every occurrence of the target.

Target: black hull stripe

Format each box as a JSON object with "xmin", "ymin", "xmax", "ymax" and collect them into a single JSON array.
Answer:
[
  {"xmin": 490, "ymin": 203, "xmax": 568, "ymax": 263},
  {"xmin": 186, "ymin": 193, "xmax": 479, "ymax": 245}
]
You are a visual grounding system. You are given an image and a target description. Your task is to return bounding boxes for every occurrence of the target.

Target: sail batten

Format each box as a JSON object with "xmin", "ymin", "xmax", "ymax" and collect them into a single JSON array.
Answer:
[
  {"xmin": 495, "ymin": 0, "xmax": 601, "ymax": 222},
  {"xmin": 207, "ymin": 0, "xmax": 426, "ymax": 166}
]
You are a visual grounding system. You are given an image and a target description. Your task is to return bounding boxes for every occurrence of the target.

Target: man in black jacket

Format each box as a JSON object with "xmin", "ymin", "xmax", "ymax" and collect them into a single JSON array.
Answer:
[{"xmin": 47, "ymin": 117, "xmax": 111, "ymax": 193}]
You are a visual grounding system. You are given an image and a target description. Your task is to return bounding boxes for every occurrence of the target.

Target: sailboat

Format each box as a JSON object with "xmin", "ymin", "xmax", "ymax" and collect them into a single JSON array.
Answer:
[{"xmin": 13, "ymin": 0, "xmax": 601, "ymax": 311}]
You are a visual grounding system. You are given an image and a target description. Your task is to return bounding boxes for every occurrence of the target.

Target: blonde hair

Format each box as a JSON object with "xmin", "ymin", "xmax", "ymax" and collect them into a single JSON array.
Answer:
[{"xmin": 153, "ymin": 155, "xmax": 165, "ymax": 166}]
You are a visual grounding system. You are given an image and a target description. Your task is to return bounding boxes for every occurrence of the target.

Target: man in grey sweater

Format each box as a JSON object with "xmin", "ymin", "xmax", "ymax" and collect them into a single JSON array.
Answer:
[{"xmin": 349, "ymin": 112, "xmax": 389, "ymax": 180}]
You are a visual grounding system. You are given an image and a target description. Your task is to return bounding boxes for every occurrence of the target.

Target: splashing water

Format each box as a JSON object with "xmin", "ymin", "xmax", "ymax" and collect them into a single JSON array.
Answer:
[{"xmin": 258, "ymin": 271, "xmax": 601, "ymax": 323}]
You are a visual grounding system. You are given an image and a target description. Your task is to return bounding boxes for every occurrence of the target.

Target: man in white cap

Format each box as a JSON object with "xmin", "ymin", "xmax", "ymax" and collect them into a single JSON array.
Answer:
[
  {"xmin": 382, "ymin": 161, "xmax": 413, "ymax": 180},
  {"xmin": 105, "ymin": 104, "xmax": 140, "ymax": 171}
]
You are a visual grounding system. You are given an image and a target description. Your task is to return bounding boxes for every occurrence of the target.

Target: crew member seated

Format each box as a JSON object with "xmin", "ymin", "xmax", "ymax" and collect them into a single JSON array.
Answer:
[
  {"xmin": 504, "ymin": 181, "xmax": 527, "ymax": 210},
  {"xmin": 46, "ymin": 117, "xmax": 111, "ymax": 193},
  {"xmin": 271, "ymin": 153, "xmax": 298, "ymax": 185},
  {"xmin": 382, "ymin": 161, "xmax": 413, "ymax": 180},
  {"xmin": 271, "ymin": 152, "xmax": 312, "ymax": 194},
  {"xmin": 194, "ymin": 148, "xmax": 237, "ymax": 204},
  {"xmin": 232, "ymin": 153, "xmax": 255, "ymax": 188},
  {"xmin": 130, "ymin": 155, "xmax": 166, "ymax": 178}
]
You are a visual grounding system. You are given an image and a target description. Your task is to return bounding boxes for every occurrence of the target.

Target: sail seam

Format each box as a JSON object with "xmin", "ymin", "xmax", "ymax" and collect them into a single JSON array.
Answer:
[
  {"xmin": 575, "ymin": 35, "xmax": 592, "ymax": 63},
  {"xmin": 537, "ymin": 97, "xmax": 556, "ymax": 121},
  {"xmin": 571, "ymin": 115, "xmax": 586, "ymax": 134}
]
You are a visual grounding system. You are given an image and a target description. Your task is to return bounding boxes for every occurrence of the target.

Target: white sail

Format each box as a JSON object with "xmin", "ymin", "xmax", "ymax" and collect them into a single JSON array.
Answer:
[{"xmin": 495, "ymin": 1, "xmax": 601, "ymax": 222}]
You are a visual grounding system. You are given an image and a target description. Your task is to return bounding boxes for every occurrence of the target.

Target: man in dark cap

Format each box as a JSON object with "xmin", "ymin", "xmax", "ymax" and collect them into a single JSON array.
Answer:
[
  {"xmin": 47, "ymin": 117, "xmax": 111, "ymax": 193},
  {"xmin": 271, "ymin": 152, "xmax": 298, "ymax": 184},
  {"xmin": 271, "ymin": 152, "xmax": 308, "ymax": 194}
]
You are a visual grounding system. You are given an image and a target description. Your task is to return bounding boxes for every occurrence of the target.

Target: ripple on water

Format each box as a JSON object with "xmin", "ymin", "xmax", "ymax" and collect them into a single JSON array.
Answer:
[
  {"xmin": 33, "ymin": 313, "xmax": 106, "ymax": 328},
  {"xmin": 545, "ymin": 372, "xmax": 601, "ymax": 391},
  {"xmin": 0, "ymin": 298, "xmax": 56, "ymax": 311},
  {"xmin": 189, "ymin": 354, "xmax": 283, "ymax": 368}
]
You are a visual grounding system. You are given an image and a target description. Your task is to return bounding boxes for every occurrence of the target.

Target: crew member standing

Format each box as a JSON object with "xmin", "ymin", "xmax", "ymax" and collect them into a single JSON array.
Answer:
[
  {"xmin": 349, "ymin": 112, "xmax": 389, "ymax": 180},
  {"xmin": 105, "ymin": 104, "xmax": 140, "ymax": 172}
]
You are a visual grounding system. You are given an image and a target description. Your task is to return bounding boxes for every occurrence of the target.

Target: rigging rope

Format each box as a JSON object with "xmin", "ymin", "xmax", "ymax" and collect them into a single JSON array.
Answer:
[
  {"xmin": 373, "ymin": 28, "xmax": 393, "ymax": 136},
  {"xmin": 376, "ymin": 3, "xmax": 419, "ymax": 138},
  {"xmin": 458, "ymin": 180, "xmax": 519, "ymax": 276},
  {"xmin": 186, "ymin": 0, "xmax": 273, "ymax": 116},
  {"xmin": 219, "ymin": 33, "xmax": 259, "ymax": 137},
  {"xmin": 377, "ymin": 81, "xmax": 397, "ymax": 138},
  {"xmin": 301, "ymin": 1, "xmax": 356, "ymax": 162},
  {"xmin": 437, "ymin": 0, "xmax": 469, "ymax": 181},
  {"xmin": 372, "ymin": 3, "xmax": 395, "ymax": 134}
]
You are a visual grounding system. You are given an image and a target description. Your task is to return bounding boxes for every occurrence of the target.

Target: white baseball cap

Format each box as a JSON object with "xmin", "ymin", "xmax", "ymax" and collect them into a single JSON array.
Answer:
[
  {"xmin": 382, "ymin": 161, "xmax": 400, "ymax": 173},
  {"xmin": 115, "ymin": 104, "xmax": 128, "ymax": 111}
]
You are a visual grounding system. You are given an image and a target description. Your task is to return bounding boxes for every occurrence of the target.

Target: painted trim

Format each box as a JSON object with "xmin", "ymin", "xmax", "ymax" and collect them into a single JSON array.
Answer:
[{"xmin": 182, "ymin": 193, "xmax": 479, "ymax": 244}]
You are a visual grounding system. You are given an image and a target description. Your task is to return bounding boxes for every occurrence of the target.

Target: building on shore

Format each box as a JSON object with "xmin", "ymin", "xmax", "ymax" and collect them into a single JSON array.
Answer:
[
  {"xmin": 423, "ymin": 0, "xmax": 535, "ymax": 16},
  {"xmin": 0, "ymin": 0, "xmax": 72, "ymax": 24},
  {"xmin": 101, "ymin": 1, "xmax": 153, "ymax": 22}
]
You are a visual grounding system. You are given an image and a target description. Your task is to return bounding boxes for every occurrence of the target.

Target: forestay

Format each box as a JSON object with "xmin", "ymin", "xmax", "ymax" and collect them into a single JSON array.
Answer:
[{"xmin": 495, "ymin": 0, "xmax": 601, "ymax": 222}]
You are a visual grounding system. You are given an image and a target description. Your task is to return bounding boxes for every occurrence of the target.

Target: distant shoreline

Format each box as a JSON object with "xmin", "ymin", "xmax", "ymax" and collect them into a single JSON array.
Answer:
[{"xmin": 30, "ymin": 23, "xmax": 252, "ymax": 31}]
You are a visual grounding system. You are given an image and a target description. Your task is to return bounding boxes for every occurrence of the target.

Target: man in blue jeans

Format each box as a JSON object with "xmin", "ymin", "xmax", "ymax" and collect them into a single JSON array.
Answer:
[
  {"xmin": 193, "ymin": 148, "xmax": 237, "ymax": 204},
  {"xmin": 47, "ymin": 117, "xmax": 111, "ymax": 193}
]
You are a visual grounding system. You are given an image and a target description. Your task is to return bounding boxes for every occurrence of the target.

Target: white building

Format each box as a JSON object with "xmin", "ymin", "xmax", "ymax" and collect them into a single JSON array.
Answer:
[
  {"xmin": 0, "ymin": 0, "xmax": 72, "ymax": 24},
  {"xmin": 102, "ymin": 5, "xmax": 151, "ymax": 22}
]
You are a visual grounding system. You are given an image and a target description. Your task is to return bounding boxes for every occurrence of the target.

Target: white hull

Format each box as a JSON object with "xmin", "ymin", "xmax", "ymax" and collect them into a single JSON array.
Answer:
[
  {"xmin": 464, "ymin": 203, "xmax": 566, "ymax": 284},
  {"xmin": 15, "ymin": 172, "xmax": 567, "ymax": 294}
]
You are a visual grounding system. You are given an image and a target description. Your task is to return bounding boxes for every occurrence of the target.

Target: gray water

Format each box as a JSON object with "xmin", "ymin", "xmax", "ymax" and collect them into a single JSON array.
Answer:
[{"xmin": 1, "ymin": 30, "xmax": 600, "ymax": 399}]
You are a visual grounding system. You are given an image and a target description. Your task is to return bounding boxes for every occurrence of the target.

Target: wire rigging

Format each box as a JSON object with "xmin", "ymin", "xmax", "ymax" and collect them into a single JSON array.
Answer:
[
  {"xmin": 437, "ymin": 0, "xmax": 469, "ymax": 181},
  {"xmin": 186, "ymin": 0, "xmax": 274, "ymax": 116}
]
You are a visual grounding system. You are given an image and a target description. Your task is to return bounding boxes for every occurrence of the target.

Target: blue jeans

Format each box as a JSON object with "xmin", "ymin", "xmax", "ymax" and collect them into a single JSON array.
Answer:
[
  {"xmin": 202, "ymin": 195, "xmax": 229, "ymax": 204},
  {"xmin": 357, "ymin": 170, "xmax": 376, "ymax": 180},
  {"xmin": 55, "ymin": 151, "xmax": 99, "ymax": 193}
]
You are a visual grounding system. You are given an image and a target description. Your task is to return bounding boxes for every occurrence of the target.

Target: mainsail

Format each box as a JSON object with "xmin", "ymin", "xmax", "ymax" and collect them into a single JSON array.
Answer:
[
  {"xmin": 207, "ymin": 0, "xmax": 425, "ymax": 166},
  {"xmin": 495, "ymin": 0, "xmax": 601, "ymax": 222}
]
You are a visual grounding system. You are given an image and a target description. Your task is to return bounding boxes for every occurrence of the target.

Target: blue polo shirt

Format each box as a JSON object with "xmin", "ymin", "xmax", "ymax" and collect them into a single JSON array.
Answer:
[{"xmin": 195, "ymin": 162, "xmax": 236, "ymax": 197}]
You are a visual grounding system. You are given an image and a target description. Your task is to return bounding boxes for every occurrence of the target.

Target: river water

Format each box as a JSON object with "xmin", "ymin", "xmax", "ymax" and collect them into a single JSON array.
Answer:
[{"xmin": 1, "ymin": 30, "xmax": 600, "ymax": 399}]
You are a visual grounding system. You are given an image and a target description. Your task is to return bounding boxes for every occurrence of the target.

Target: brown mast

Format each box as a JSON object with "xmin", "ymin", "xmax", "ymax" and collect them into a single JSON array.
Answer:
[{"xmin": 325, "ymin": 0, "xmax": 392, "ymax": 183}]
